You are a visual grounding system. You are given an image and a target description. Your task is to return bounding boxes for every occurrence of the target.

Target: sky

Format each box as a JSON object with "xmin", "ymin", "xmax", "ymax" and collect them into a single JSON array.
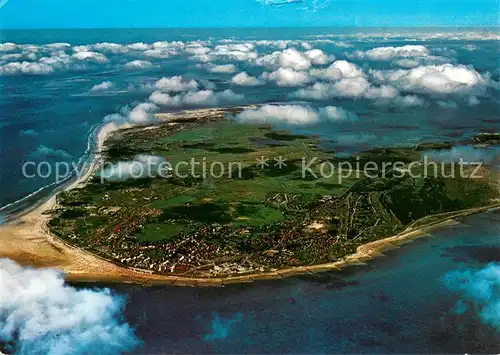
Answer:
[{"xmin": 0, "ymin": 0, "xmax": 498, "ymax": 29}]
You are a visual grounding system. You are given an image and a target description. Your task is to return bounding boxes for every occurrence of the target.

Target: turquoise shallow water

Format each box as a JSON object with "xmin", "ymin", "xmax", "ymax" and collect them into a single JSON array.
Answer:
[{"xmin": 88, "ymin": 209, "xmax": 500, "ymax": 354}]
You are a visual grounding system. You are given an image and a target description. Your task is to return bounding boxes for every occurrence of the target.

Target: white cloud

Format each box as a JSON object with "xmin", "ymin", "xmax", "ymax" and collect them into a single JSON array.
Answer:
[
  {"xmin": 0, "ymin": 259, "xmax": 139, "ymax": 355},
  {"xmin": 149, "ymin": 91, "xmax": 182, "ymax": 106},
  {"xmin": 152, "ymin": 40, "xmax": 184, "ymax": 49},
  {"xmin": 293, "ymin": 59, "xmax": 431, "ymax": 107},
  {"xmin": 101, "ymin": 155, "xmax": 167, "ymax": 181},
  {"xmin": 38, "ymin": 53, "xmax": 72, "ymax": 69},
  {"xmin": 262, "ymin": 67, "xmax": 310, "ymax": 87},
  {"xmin": 90, "ymin": 81, "xmax": 114, "ymax": 92},
  {"xmin": 393, "ymin": 58, "xmax": 421, "ymax": 68},
  {"xmin": 93, "ymin": 42, "xmax": 130, "ymax": 54},
  {"xmin": 205, "ymin": 63, "xmax": 237, "ymax": 73},
  {"xmin": 1, "ymin": 39, "xmax": 493, "ymax": 115},
  {"xmin": 308, "ymin": 60, "xmax": 366, "ymax": 84},
  {"xmin": 330, "ymin": 60, "xmax": 365, "ymax": 78},
  {"xmin": 216, "ymin": 43, "xmax": 255, "ymax": 53},
  {"xmin": 393, "ymin": 95, "xmax": 426, "ymax": 107},
  {"xmin": 319, "ymin": 106, "xmax": 359, "ymax": 122},
  {"xmin": 332, "ymin": 77, "xmax": 372, "ymax": 97},
  {"xmin": 106, "ymin": 102, "xmax": 160, "ymax": 126},
  {"xmin": 301, "ymin": 42, "xmax": 313, "ymax": 50},
  {"xmin": 355, "ymin": 45, "xmax": 430, "ymax": 61},
  {"xmin": 189, "ymin": 53, "xmax": 214, "ymax": 63},
  {"xmin": 0, "ymin": 49, "xmax": 39, "ymax": 62},
  {"xmin": 292, "ymin": 82, "xmax": 332, "ymax": 100},
  {"xmin": 308, "ymin": 39, "xmax": 352, "ymax": 48},
  {"xmin": 0, "ymin": 43, "xmax": 17, "ymax": 52},
  {"xmin": 307, "ymin": 30, "xmax": 500, "ymax": 41},
  {"xmin": 253, "ymin": 40, "xmax": 288, "ymax": 49},
  {"xmin": 231, "ymin": 72, "xmax": 264, "ymax": 86},
  {"xmin": 310, "ymin": 66, "xmax": 342, "ymax": 81},
  {"xmin": 417, "ymin": 31, "xmax": 500, "ymax": 41},
  {"xmin": 185, "ymin": 45, "xmax": 211, "ymax": 56},
  {"xmin": 127, "ymin": 42, "xmax": 151, "ymax": 51},
  {"xmin": 293, "ymin": 79, "xmax": 425, "ymax": 108},
  {"xmin": 182, "ymin": 90, "xmax": 220, "ymax": 106},
  {"xmin": 72, "ymin": 45, "xmax": 90, "ymax": 52},
  {"xmin": 71, "ymin": 51, "xmax": 109, "ymax": 63},
  {"xmin": 155, "ymin": 76, "xmax": 199, "ymax": 93},
  {"xmin": 0, "ymin": 43, "xmax": 149, "ymax": 75},
  {"xmin": 215, "ymin": 89, "xmax": 245, "ymax": 103},
  {"xmin": 293, "ymin": 61, "xmax": 488, "ymax": 106},
  {"xmin": 276, "ymin": 48, "xmax": 312, "ymax": 71},
  {"xmin": 371, "ymin": 64, "xmax": 489, "ymax": 94},
  {"xmin": 210, "ymin": 43, "xmax": 258, "ymax": 61},
  {"xmin": 0, "ymin": 53, "xmax": 23, "ymax": 62},
  {"xmin": 124, "ymin": 60, "xmax": 153, "ymax": 69},
  {"xmin": 235, "ymin": 104, "xmax": 320, "ymax": 125},
  {"xmin": 255, "ymin": 48, "xmax": 312, "ymax": 71},
  {"xmin": 30, "ymin": 145, "xmax": 72, "ymax": 159},
  {"xmin": 364, "ymin": 85, "xmax": 400, "ymax": 99},
  {"xmin": 142, "ymin": 49, "xmax": 172, "ymax": 58},
  {"xmin": 128, "ymin": 102, "xmax": 159, "ymax": 124},
  {"xmin": 305, "ymin": 49, "xmax": 334, "ymax": 65},
  {"xmin": 235, "ymin": 104, "xmax": 358, "ymax": 126},
  {"xmin": 149, "ymin": 89, "xmax": 243, "ymax": 107},
  {"xmin": 295, "ymin": 75, "xmax": 373, "ymax": 100}
]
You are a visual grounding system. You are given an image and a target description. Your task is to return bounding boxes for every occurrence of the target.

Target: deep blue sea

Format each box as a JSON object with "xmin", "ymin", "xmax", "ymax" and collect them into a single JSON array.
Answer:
[{"xmin": 0, "ymin": 27, "xmax": 499, "ymax": 217}]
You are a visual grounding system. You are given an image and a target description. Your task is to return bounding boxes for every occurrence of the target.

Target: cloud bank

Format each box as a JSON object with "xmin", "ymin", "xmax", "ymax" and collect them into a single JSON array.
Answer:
[
  {"xmin": 231, "ymin": 72, "xmax": 264, "ymax": 86},
  {"xmin": 105, "ymin": 102, "xmax": 159, "ymax": 126},
  {"xmin": 104, "ymin": 75, "xmax": 244, "ymax": 126},
  {"xmin": 149, "ymin": 89, "xmax": 243, "ymax": 107},
  {"xmin": 370, "ymin": 64, "xmax": 489, "ymax": 95},
  {"xmin": 4, "ymin": 36, "xmax": 495, "ymax": 131},
  {"xmin": 154, "ymin": 76, "xmax": 199, "ymax": 93},
  {"xmin": 234, "ymin": 104, "xmax": 358, "ymax": 126},
  {"xmin": 353, "ymin": 45, "xmax": 430, "ymax": 61},
  {"xmin": 0, "ymin": 259, "xmax": 140, "ymax": 355}
]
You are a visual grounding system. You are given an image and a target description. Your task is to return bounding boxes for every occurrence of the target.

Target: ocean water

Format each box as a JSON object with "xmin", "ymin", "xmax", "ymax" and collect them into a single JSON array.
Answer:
[
  {"xmin": 0, "ymin": 27, "xmax": 499, "ymax": 216},
  {"xmin": 92, "ymin": 209, "xmax": 500, "ymax": 354}
]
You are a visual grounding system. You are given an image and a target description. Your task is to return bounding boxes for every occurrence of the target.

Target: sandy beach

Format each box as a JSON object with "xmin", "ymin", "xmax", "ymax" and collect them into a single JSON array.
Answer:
[
  {"xmin": 0, "ymin": 122, "xmax": 153, "ymax": 281},
  {"xmin": 0, "ymin": 117, "xmax": 499, "ymax": 287}
]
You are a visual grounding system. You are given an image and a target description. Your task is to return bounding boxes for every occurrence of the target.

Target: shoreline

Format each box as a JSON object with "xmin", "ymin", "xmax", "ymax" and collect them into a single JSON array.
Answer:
[
  {"xmin": 64, "ymin": 203, "xmax": 500, "ymax": 287},
  {"xmin": 0, "ymin": 114, "xmax": 499, "ymax": 287}
]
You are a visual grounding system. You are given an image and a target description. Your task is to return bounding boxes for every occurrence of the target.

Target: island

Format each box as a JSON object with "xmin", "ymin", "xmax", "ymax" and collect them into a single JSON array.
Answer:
[{"xmin": 40, "ymin": 106, "xmax": 499, "ymax": 284}]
